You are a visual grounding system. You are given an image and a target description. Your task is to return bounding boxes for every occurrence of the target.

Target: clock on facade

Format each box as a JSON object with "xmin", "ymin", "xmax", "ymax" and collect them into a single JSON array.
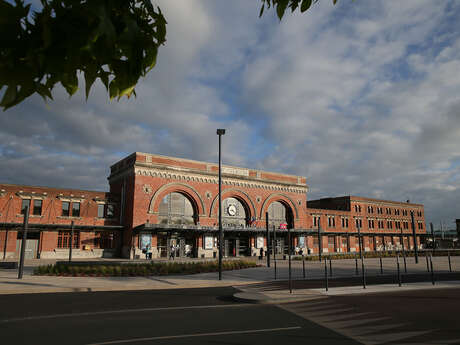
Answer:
[{"xmin": 227, "ymin": 204, "xmax": 237, "ymax": 216}]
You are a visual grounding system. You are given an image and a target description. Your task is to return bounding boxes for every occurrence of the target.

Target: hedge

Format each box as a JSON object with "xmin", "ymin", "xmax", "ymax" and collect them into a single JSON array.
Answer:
[{"xmin": 33, "ymin": 260, "xmax": 258, "ymax": 277}]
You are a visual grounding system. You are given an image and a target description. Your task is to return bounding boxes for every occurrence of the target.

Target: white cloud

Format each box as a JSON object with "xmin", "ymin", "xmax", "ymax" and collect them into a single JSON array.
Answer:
[{"xmin": 0, "ymin": 0, "xmax": 459, "ymax": 227}]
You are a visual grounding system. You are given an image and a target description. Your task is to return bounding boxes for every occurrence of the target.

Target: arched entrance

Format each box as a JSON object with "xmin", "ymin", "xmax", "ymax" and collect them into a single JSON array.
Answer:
[
  {"xmin": 222, "ymin": 197, "xmax": 251, "ymax": 257},
  {"xmin": 157, "ymin": 192, "xmax": 197, "ymax": 258},
  {"xmin": 267, "ymin": 201, "xmax": 294, "ymax": 254}
]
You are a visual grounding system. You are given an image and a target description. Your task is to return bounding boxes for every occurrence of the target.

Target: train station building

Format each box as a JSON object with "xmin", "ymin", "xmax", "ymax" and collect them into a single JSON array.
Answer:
[{"xmin": 0, "ymin": 152, "xmax": 426, "ymax": 260}]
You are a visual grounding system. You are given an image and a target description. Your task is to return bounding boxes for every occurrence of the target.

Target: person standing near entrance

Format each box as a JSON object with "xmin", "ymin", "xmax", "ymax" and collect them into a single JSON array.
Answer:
[
  {"xmin": 259, "ymin": 247, "xmax": 264, "ymax": 260},
  {"xmin": 170, "ymin": 244, "xmax": 175, "ymax": 260}
]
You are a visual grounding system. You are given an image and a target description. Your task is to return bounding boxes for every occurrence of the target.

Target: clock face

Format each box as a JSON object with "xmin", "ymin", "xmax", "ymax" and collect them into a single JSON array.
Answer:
[{"xmin": 227, "ymin": 204, "xmax": 237, "ymax": 216}]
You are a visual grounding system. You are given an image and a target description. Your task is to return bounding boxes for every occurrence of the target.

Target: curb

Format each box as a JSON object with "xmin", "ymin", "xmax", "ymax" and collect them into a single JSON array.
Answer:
[{"xmin": 233, "ymin": 291, "xmax": 324, "ymax": 304}]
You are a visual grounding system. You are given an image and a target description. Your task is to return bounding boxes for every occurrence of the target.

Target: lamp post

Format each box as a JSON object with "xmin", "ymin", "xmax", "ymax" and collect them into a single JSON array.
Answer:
[{"xmin": 217, "ymin": 129, "xmax": 226, "ymax": 280}]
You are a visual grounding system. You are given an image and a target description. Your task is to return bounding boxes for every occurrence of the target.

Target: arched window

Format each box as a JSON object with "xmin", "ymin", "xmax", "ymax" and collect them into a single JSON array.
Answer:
[
  {"xmin": 158, "ymin": 192, "xmax": 196, "ymax": 225},
  {"xmin": 267, "ymin": 201, "xmax": 293, "ymax": 228},
  {"xmin": 222, "ymin": 197, "xmax": 248, "ymax": 227}
]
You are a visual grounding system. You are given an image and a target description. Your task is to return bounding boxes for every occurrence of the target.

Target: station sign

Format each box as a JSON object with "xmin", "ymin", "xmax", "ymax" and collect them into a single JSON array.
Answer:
[{"xmin": 279, "ymin": 223, "xmax": 287, "ymax": 230}]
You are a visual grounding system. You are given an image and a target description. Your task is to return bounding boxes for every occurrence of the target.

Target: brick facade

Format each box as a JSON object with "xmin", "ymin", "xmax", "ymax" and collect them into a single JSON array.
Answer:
[{"xmin": 0, "ymin": 152, "xmax": 427, "ymax": 259}]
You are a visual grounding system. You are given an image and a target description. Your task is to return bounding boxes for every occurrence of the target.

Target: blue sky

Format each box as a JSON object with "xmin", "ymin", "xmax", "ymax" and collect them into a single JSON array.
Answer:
[{"xmin": 1, "ymin": 0, "xmax": 460, "ymax": 229}]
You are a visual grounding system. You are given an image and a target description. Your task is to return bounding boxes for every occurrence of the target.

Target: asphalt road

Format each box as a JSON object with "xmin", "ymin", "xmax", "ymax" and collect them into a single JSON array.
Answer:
[
  {"xmin": 281, "ymin": 287, "xmax": 460, "ymax": 345},
  {"xmin": 0, "ymin": 287, "xmax": 358, "ymax": 345}
]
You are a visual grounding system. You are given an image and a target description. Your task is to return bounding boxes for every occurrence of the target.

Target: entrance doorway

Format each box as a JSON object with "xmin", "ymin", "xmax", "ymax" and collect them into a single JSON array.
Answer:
[{"xmin": 225, "ymin": 238, "xmax": 237, "ymax": 257}]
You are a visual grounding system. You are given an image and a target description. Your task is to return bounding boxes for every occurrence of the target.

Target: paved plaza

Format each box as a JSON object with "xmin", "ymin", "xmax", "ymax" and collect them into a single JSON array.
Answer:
[{"xmin": 0, "ymin": 254, "xmax": 458, "ymax": 295}]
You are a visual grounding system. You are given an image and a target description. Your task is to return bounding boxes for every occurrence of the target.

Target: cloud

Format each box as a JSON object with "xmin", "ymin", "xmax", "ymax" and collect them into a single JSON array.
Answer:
[{"xmin": 0, "ymin": 0, "xmax": 459, "ymax": 228}]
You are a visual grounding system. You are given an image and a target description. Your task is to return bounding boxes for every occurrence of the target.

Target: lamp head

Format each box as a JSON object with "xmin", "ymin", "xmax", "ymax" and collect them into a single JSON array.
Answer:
[{"xmin": 216, "ymin": 129, "xmax": 226, "ymax": 135}]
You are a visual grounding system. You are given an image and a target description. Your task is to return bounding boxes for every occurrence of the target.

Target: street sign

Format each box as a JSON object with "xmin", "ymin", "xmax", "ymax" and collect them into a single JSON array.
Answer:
[{"xmin": 279, "ymin": 223, "xmax": 287, "ymax": 230}]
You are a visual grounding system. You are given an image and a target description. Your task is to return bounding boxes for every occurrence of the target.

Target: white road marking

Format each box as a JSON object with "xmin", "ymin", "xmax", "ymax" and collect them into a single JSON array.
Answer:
[
  {"xmin": 0, "ymin": 304, "xmax": 258, "ymax": 323},
  {"xmin": 85, "ymin": 326, "xmax": 302, "ymax": 345}
]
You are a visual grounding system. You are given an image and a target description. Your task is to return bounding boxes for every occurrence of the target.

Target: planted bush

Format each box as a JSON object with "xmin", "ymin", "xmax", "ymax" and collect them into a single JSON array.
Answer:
[{"xmin": 34, "ymin": 260, "xmax": 257, "ymax": 277}]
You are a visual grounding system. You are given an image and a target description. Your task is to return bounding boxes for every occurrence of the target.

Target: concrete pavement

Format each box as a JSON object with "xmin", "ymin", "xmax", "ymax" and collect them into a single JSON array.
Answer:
[{"xmin": 1, "ymin": 256, "xmax": 459, "ymax": 297}]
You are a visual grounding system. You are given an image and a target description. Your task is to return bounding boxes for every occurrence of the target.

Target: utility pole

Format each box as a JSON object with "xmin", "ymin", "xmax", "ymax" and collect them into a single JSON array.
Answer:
[
  {"xmin": 217, "ymin": 129, "xmax": 226, "ymax": 280},
  {"xmin": 18, "ymin": 206, "xmax": 29, "ymax": 279}
]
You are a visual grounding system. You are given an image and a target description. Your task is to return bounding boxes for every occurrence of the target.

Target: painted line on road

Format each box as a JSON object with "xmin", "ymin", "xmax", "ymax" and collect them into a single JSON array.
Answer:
[
  {"xmin": 86, "ymin": 326, "xmax": 302, "ymax": 345},
  {"xmin": 0, "ymin": 304, "xmax": 259, "ymax": 323}
]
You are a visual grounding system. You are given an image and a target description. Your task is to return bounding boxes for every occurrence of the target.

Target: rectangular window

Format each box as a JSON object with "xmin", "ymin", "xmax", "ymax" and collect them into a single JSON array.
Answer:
[
  {"xmin": 21, "ymin": 199, "xmax": 31, "ymax": 215},
  {"xmin": 62, "ymin": 201, "xmax": 70, "ymax": 217},
  {"xmin": 33, "ymin": 199, "xmax": 42, "ymax": 215},
  {"xmin": 57, "ymin": 231, "xmax": 80, "ymax": 248},
  {"xmin": 97, "ymin": 204, "xmax": 105, "ymax": 218},
  {"xmin": 72, "ymin": 202, "xmax": 80, "ymax": 217},
  {"xmin": 328, "ymin": 216, "xmax": 335, "ymax": 227},
  {"xmin": 346, "ymin": 218, "xmax": 349, "ymax": 228}
]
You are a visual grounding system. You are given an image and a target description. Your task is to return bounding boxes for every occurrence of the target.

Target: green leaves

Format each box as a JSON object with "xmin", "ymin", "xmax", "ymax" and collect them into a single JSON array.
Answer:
[
  {"xmin": 260, "ymin": 0, "xmax": 340, "ymax": 20},
  {"xmin": 0, "ymin": 0, "xmax": 167, "ymax": 111},
  {"xmin": 301, "ymin": 0, "xmax": 313, "ymax": 12}
]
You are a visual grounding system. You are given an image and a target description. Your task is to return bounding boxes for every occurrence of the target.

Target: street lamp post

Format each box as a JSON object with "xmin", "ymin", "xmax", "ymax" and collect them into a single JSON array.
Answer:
[{"xmin": 217, "ymin": 129, "xmax": 226, "ymax": 280}]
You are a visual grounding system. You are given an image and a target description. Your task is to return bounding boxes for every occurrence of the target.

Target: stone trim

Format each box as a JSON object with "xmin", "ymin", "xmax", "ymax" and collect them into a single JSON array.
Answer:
[
  {"xmin": 148, "ymin": 182, "xmax": 206, "ymax": 216},
  {"xmin": 16, "ymin": 191, "xmax": 48, "ymax": 200},
  {"xmin": 132, "ymin": 166, "xmax": 307, "ymax": 194}
]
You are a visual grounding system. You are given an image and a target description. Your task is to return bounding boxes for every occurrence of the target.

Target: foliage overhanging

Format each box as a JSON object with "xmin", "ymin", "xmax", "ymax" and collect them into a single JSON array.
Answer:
[{"xmin": 0, "ymin": 0, "xmax": 166, "ymax": 110}]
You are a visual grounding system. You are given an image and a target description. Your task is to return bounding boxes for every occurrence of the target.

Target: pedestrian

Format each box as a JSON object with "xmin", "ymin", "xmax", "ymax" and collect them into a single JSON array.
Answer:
[
  {"xmin": 259, "ymin": 247, "xmax": 263, "ymax": 260},
  {"xmin": 147, "ymin": 245, "xmax": 152, "ymax": 260},
  {"xmin": 170, "ymin": 244, "xmax": 175, "ymax": 260}
]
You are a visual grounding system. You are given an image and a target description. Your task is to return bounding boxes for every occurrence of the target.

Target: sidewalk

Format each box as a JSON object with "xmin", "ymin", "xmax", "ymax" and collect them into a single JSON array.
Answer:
[
  {"xmin": 233, "ymin": 280, "xmax": 460, "ymax": 304},
  {"xmin": 1, "ymin": 256, "xmax": 459, "ymax": 296},
  {"xmin": 0, "ymin": 266, "xmax": 269, "ymax": 295}
]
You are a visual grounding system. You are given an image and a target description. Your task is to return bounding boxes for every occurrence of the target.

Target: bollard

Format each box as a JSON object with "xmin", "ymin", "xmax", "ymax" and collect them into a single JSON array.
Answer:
[
  {"xmin": 380, "ymin": 256, "xmax": 383, "ymax": 275},
  {"xmin": 361, "ymin": 255, "xmax": 366, "ymax": 289},
  {"xmin": 355, "ymin": 256, "xmax": 359, "ymax": 275},
  {"xmin": 302, "ymin": 255, "xmax": 306, "ymax": 279},
  {"xmin": 329, "ymin": 257, "xmax": 333, "ymax": 277},
  {"xmin": 403, "ymin": 251, "xmax": 407, "ymax": 274},
  {"xmin": 426, "ymin": 252, "xmax": 430, "ymax": 272},
  {"xmin": 273, "ymin": 225, "xmax": 277, "ymax": 280},
  {"xmin": 288, "ymin": 227, "xmax": 292, "ymax": 294},
  {"xmin": 396, "ymin": 255, "xmax": 402, "ymax": 287},
  {"xmin": 448, "ymin": 250, "xmax": 452, "ymax": 272},
  {"xmin": 325, "ymin": 257, "xmax": 329, "ymax": 292},
  {"xmin": 430, "ymin": 254, "xmax": 435, "ymax": 285}
]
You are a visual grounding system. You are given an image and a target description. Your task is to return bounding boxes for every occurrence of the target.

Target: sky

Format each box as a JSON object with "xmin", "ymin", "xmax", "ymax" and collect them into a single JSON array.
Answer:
[{"xmin": 1, "ymin": 0, "xmax": 459, "ymax": 230}]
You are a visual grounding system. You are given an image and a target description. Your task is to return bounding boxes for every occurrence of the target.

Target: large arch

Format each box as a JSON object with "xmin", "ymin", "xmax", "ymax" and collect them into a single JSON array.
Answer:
[
  {"xmin": 260, "ymin": 193, "xmax": 299, "ymax": 221},
  {"xmin": 148, "ymin": 182, "xmax": 205, "ymax": 217},
  {"xmin": 209, "ymin": 188, "xmax": 256, "ymax": 220}
]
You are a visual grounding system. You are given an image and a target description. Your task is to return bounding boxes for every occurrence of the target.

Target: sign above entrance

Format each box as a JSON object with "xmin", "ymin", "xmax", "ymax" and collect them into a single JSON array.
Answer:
[
  {"xmin": 279, "ymin": 223, "xmax": 287, "ymax": 230},
  {"xmin": 222, "ymin": 166, "xmax": 249, "ymax": 177}
]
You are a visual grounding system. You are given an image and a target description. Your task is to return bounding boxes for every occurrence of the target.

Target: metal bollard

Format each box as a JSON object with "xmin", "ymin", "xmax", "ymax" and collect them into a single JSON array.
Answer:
[
  {"xmin": 430, "ymin": 254, "xmax": 435, "ymax": 285},
  {"xmin": 302, "ymin": 255, "xmax": 306, "ymax": 279},
  {"xmin": 403, "ymin": 251, "xmax": 407, "ymax": 274},
  {"xmin": 361, "ymin": 256, "xmax": 366, "ymax": 289},
  {"xmin": 325, "ymin": 257, "xmax": 329, "ymax": 292},
  {"xmin": 380, "ymin": 256, "xmax": 383, "ymax": 275},
  {"xmin": 448, "ymin": 250, "xmax": 452, "ymax": 272},
  {"xmin": 426, "ymin": 252, "xmax": 430, "ymax": 272},
  {"xmin": 329, "ymin": 257, "xmax": 332, "ymax": 277},
  {"xmin": 355, "ymin": 256, "xmax": 358, "ymax": 275},
  {"xmin": 396, "ymin": 255, "xmax": 402, "ymax": 287}
]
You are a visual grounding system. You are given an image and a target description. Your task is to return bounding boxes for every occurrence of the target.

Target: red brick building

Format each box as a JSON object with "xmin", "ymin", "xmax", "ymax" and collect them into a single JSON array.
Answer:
[{"xmin": 0, "ymin": 152, "xmax": 426, "ymax": 259}]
